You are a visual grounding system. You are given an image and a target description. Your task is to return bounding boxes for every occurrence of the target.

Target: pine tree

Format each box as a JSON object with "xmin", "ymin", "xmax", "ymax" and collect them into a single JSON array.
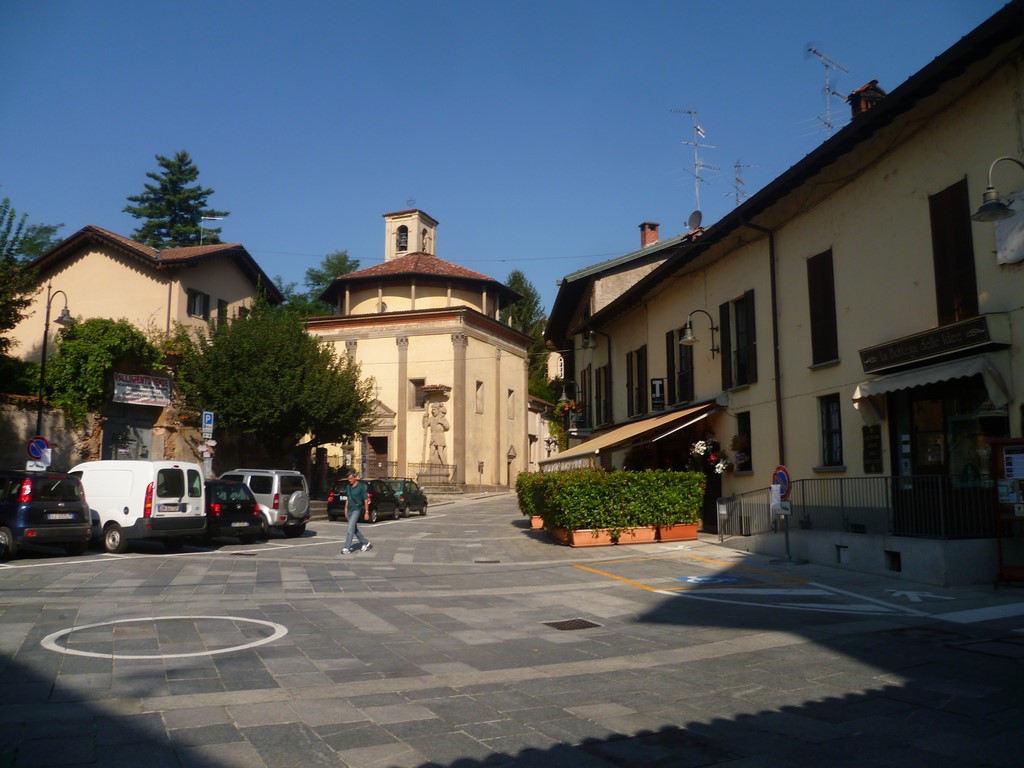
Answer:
[{"xmin": 123, "ymin": 151, "xmax": 229, "ymax": 248}]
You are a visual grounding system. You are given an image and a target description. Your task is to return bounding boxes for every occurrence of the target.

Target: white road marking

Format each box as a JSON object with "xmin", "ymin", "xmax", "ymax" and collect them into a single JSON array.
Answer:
[{"xmin": 40, "ymin": 615, "xmax": 288, "ymax": 659}]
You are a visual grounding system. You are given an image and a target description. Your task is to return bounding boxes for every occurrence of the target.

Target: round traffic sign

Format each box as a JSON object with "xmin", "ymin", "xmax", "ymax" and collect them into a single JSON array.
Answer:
[
  {"xmin": 27, "ymin": 435, "xmax": 50, "ymax": 460},
  {"xmin": 772, "ymin": 465, "xmax": 791, "ymax": 500}
]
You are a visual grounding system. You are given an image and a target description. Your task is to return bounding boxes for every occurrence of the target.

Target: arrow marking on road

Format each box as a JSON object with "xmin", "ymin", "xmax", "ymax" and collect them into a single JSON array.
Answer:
[{"xmin": 885, "ymin": 590, "xmax": 956, "ymax": 603}]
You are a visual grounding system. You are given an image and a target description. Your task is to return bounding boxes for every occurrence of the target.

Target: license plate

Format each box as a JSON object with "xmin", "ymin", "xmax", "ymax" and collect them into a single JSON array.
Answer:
[
  {"xmin": 157, "ymin": 503, "xmax": 180, "ymax": 513},
  {"xmin": 47, "ymin": 513, "xmax": 75, "ymax": 520},
  {"xmin": 230, "ymin": 521, "xmax": 247, "ymax": 527}
]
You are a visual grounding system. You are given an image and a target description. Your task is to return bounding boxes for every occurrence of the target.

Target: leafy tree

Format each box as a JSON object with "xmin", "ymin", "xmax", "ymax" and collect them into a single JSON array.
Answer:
[
  {"xmin": 123, "ymin": 151, "xmax": 228, "ymax": 248},
  {"xmin": 46, "ymin": 318, "xmax": 164, "ymax": 424},
  {"xmin": 276, "ymin": 249, "xmax": 360, "ymax": 317},
  {"xmin": 172, "ymin": 298, "xmax": 376, "ymax": 465},
  {"xmin": 0, "ymin": 197, "xmax": 62, "ymax": 361},
  {"xmin": 505, "ymin": 269, "xmax": 555, "ymax": 402}
]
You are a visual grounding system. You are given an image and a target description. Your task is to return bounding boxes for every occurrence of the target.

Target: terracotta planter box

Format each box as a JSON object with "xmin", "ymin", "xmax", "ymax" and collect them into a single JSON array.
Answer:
[
  {"xmin": 617, "ymin": 526, "xmax": 657, "ymax": 544},
  {"xmin": 657, "ymin": 522, "xmax": 699, "ymax": 541},
  {"xmin": 530, "ymin": 515, "xmax": 544, "ymax": 529},
  {"xmin": 569, "ymin": 528, "xmax": 617, "ymax": 547},
  {"xmin": 548, "ymin": 527, "xmax": 570, "ymax": 545}
]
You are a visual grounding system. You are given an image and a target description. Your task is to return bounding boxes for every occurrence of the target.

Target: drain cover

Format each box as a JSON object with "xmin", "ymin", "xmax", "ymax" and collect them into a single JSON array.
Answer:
[{"xmin": 543, "ymin": 618, "xmax": 601, "ymax": 631}]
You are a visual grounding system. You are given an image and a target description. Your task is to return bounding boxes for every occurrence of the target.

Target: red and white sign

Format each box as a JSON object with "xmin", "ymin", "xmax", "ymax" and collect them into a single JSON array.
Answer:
[{"xmin": 112, "ymin": 373, "xmax": 171, "ymax": 406}]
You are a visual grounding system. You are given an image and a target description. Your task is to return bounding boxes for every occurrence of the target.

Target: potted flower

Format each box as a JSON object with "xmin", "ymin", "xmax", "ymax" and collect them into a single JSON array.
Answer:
[{"xmin": 689, "ymin": 437, "xmax": 731, "ymax": 475}]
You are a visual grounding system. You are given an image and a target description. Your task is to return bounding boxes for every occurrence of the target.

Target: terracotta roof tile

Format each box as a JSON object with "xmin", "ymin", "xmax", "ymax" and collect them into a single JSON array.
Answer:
[{"xmin": 344, "ymin": 252, "xmax": 500, "ymax": 283}]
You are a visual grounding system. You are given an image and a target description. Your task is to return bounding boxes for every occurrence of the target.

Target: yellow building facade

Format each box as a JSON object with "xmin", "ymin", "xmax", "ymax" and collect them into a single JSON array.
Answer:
[{"xmin": 308, "ymin": 210, "xmax": 531, "ymax": 489}]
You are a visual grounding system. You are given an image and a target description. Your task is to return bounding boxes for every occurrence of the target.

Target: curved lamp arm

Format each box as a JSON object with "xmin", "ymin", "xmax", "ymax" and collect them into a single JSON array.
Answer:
[
  {"xmin": 972, "ymin": 156, "xmax": 1024, "ymax": 222},
  {"xmin": 679, "ymin": 309, "xmax": 719, "ymax": 358}
]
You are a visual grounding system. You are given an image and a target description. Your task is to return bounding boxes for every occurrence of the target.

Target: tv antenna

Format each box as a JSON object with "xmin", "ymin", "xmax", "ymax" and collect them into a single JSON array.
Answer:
[
  {"xmin": 807, "ymin": 46, "xmax": 849, "ymax": 136},
  {"xmin": 671, "ymin": 106, "xmax": 718, "ymax": 211},
  {"xmin": 727, "ymin": 160, "xmax": 759, "ymax": 207}
]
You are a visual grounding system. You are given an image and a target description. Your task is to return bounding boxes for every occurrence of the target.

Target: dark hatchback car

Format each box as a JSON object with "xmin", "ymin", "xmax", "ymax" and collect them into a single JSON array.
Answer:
[
  {"xmin": 383, "ymin": 478, "xmax": 428, "ymax": 516},
  {"xmin": 326, "ymin": 478, "xmax": 401, "ymax": 523},
  {"xmin": 0, "ymin": 470, "xmax": 92, "ymax": 560},
  {"xmin": 204, "ymin": 480, "xmax": 263, "ymax": 543}
]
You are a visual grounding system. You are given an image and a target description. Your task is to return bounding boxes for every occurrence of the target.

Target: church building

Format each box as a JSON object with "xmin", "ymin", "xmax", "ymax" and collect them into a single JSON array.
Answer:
[{"xmin": 307, "ymin": 210, "xmax": 531, "ymax": 489}]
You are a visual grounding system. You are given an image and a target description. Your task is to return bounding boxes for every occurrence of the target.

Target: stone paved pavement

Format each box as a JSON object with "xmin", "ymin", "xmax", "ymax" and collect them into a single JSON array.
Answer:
[{"xmin": 1, "ymin": 491, "xmax": 1024, "ymax": 767}]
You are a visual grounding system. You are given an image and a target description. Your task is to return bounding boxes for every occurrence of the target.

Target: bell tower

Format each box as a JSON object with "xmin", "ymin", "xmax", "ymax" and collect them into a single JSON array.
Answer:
[{"xmin": 383, "ymin": 209, "xmax": 439, "ymax": 262}]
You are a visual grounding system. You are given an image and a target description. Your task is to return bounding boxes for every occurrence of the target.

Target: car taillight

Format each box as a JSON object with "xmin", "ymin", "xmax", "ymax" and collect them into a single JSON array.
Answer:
[
  {"xmin": 253, "ymin": 503, "xmax": 261, "ymax": 517},
  {"xmin": 144, "ymin": 482, "xmax": 153, "ymax": 518},
  {"xmin": 368, "ymin": 491, "xmax": 374, "ymax": 502},
  {"xmin": 272, "ymin": 493, "xmax": 280, "ymax": 510},
  {"xmin": 327, "ymin": 491, "xmax": 336, "ymax": 502},
  {"xmin": 399, "ymin": 493, "xmax": 406, "ymax": 502},
  {"xmin": 210, "ymin": 503, "xmax": 222, "ymax": 517},
  {"xmin": 18, "ymin": 478, "xmax": 32, "ymax": 503}
]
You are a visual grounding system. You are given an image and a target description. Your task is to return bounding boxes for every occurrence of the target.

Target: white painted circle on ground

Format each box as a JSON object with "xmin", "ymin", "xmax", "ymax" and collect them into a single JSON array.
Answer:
[{"xmin": 40, "ymin": 615, "xmax": 288, "ymax": 659}]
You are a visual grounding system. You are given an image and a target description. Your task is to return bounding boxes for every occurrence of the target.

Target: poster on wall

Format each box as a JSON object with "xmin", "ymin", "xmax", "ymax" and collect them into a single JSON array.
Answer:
[{"xmin": 112, "ymin": 373, "xmax": 171, "ymax": 407}]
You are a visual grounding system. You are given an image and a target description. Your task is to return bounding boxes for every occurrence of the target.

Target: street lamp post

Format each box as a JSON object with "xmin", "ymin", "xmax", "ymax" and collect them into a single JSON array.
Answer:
[{"xmin": 35, "ymin": 282, "xmax": 75, "ymax": 437}]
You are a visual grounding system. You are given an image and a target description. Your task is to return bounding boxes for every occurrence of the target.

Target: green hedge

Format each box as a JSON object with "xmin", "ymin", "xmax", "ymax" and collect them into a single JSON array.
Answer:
[{"xmin": 515, "ymin": 469, "xmax": 706, "ymax": 535}]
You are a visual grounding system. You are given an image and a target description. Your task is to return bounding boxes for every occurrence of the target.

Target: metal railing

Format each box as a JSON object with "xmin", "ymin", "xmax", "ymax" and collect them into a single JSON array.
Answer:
[{"xmin": 720, "ymin": 475, "xmax": 995, "ymax": 540}]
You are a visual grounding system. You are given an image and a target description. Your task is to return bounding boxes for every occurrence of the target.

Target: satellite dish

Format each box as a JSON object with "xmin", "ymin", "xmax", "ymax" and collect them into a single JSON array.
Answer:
[{"xmin": 687, "ymin": 210, "xmax": 703, "ymax": 230}]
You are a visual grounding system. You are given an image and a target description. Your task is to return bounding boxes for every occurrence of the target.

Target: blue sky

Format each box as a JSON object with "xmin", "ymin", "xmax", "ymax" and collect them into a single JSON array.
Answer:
[{"xmin": 1, "ymin": 0, "xmax": 1007, "ymax": 313}]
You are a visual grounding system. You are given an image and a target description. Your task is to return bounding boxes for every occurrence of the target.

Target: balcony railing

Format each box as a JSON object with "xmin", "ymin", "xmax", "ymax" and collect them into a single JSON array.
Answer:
[{"xmin": 719, "ymin": 475, "xmax": 996, "ymax": 540}]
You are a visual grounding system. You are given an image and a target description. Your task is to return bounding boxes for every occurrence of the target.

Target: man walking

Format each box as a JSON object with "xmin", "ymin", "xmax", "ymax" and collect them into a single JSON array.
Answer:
[{"xmin": 342, "ymin": 471, "xmax": 372, "ymax": 555}]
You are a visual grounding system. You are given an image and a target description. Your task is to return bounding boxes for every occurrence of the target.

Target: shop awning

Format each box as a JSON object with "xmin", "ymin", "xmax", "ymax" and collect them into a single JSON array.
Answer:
[
  {"xmin": 539, "ymin": 402, "xmax": 716, "ymax": 471},
  {"xmin": 852, "ymin": 354, "xmax": 1011, "ymax": 424}
]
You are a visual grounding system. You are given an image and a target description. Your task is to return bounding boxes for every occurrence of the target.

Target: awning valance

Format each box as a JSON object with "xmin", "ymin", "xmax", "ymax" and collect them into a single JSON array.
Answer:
[
  {"xmin": 852, "ymin": 354, "xmax": 1011, "ymax": 424},
  {"xmin": 539, "ymin": 403, "xmax": 715, "ymax": 471}
]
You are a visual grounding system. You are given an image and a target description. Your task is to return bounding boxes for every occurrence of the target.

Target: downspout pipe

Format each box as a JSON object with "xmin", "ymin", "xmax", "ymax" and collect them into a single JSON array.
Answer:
[{"xmin": 742, "ymin": 221, "xmax": 785, "ymax": 465}]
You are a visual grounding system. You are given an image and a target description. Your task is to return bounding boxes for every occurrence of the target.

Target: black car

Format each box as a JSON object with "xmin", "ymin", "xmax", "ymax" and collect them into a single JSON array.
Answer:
[
  {"xmin": 204, "ymin": 480, "xmax": 263, "ymax": 543},
  {"xmin": 383, "ymin": 478, "xmax": 428, "ymax": 516},
  {"xmin": 326, "ymin": 478, "xmax": 401, "ymax": 523},
  {"xmin": 0, "ymin": 470, "xmax": 92, "ymax": 560}
]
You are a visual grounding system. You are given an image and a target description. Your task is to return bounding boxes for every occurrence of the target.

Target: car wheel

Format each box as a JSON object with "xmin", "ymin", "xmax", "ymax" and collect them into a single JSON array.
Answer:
[
  {"xmin": 286, "ymin": 490, "xmax": 310, "ymax": 519},
  {"xmin": 419, "ymin": 503, "xmax": 427, "ymax": 516},
  {"xmin": 400, "ymin": 504, "xmax": 409, "ymax": 519},
  {"xmin": 104, "ymin": 524, "xmax": 128, "ymax": 554},
  {"xmin": 282, "ymin": 524, "xmax": 305, "ymax": 538},
  {"xmin": 64, "ymin": 540, "xmax": 88, "ymax": 556},
  {"xmin": 368, "ymin": 507, "xmax": 379, "ymax": 524},
  {"xmin": 0, "ymin": 526, "xmax": 18, "ymax": 560},
  {"xmin": 260, "ymin": 518, "xmax": 271, "ymax": 541}
]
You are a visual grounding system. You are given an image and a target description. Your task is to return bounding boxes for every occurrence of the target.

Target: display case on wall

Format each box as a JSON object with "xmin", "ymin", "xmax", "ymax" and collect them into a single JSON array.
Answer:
[{"xmin": 991, "ymin": 438, "xmax": 1024, "ymax": 587}]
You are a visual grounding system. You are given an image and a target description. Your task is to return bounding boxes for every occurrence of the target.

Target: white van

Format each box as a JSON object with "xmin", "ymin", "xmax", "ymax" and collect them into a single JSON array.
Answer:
[{"xmin": 69, "ymin": 460, "xmax": 206, "ymax": 553}]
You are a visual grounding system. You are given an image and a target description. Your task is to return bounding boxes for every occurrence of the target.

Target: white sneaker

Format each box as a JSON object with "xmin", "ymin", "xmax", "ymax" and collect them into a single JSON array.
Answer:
[
  {"xmin": 361, "ymin": 542, "xmax": 373, "ymax": 552},
  {"xmin": 341, "ymin": 548, "xmax": 352, "ymax": 555}
]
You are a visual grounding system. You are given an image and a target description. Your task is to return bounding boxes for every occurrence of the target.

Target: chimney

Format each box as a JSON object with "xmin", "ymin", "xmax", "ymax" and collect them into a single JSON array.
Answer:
[
  {"xmin": 639, "ymin": 221, "xmax": 659, "ymax": 248},
  {"xmin": 849, "ymin": 80, "xmax": 887, "ymax": 118}
]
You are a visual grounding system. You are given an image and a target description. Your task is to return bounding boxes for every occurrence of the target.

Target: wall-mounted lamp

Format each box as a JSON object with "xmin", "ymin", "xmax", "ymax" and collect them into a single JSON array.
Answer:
[
  {"xmin": 971, "ymin": 156, "xmax": 1024, "ymax": 222},
  {"xmin": 679, "ymin": 309, "xmax": 719, "ymax": 358},
  {"xmin": 558, "ymin": 380, "xmax": 577, "ymax": 404}
]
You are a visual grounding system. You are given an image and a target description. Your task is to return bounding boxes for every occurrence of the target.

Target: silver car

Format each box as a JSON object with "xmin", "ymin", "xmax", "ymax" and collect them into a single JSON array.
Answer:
[{"xmin": 219, "ymin": 468, "xmax": 310, "ymax": 538}]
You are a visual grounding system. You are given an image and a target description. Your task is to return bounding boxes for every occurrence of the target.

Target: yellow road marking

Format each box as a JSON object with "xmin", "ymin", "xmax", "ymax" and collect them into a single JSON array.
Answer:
[{"xmin": 572, "ymin": 552, "xmax": 808, "ymax": 592}]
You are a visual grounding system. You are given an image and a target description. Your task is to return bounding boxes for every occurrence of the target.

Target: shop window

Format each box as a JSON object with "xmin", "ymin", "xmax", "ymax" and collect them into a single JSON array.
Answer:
[
  {"xmin": 720, "ymin": 290, "xmax": 756, "ymax": 389},
  {"xmin": 807, "ymin": 250, "xmax": 838, "ymax": 365}
]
